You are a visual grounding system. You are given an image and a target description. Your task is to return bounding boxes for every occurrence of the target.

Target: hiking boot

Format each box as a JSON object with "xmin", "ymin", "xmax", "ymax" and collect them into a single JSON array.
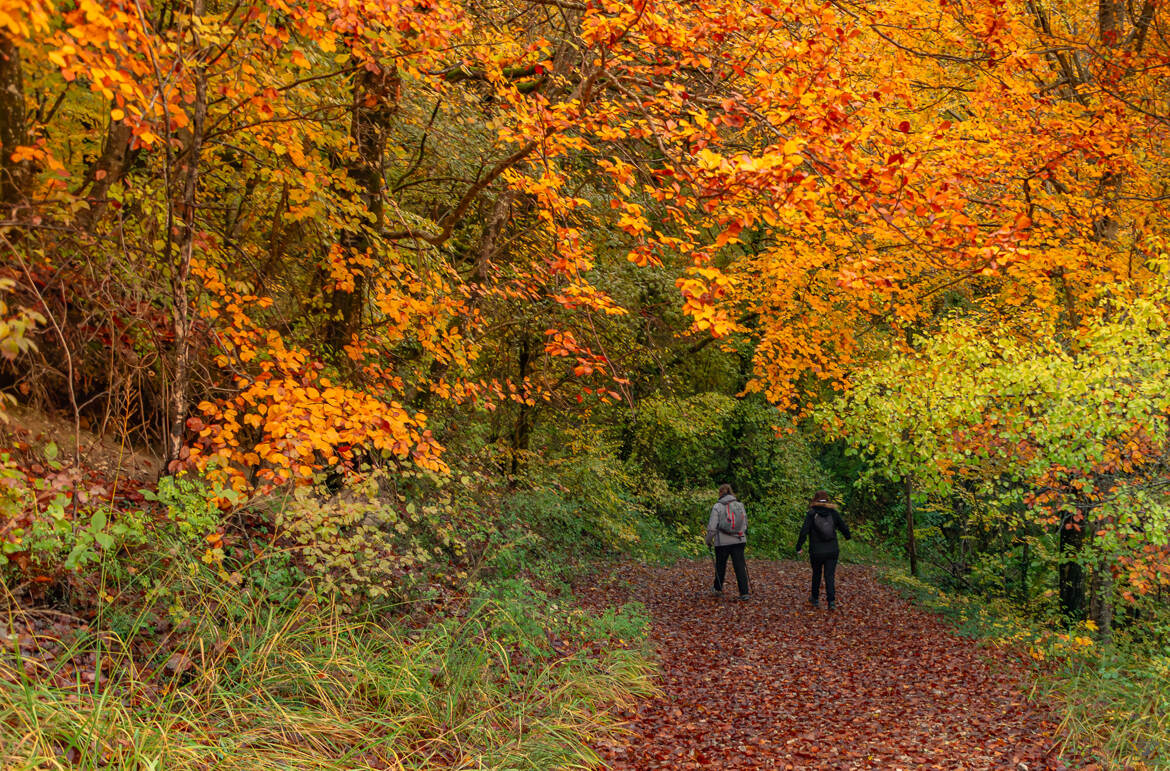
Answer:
[
  {"xmin": 827, "ymin": 601, "xmax": 836, "ymax": 611},
  {"xmin": 808, "ymin": 598, "xmax": 819, "ymax": 608},
  {"xmin": 710, "ymin": 587, "xmax": 723, "ymax": 596},
  {"xmin": 738, "ymin": 594, "xmax": 750, "ymax": 601}
]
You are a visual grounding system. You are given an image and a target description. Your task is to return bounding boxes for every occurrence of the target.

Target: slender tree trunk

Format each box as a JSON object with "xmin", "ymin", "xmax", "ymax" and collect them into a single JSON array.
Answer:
[
  {"xmin": 167, "ymin": 1, "xmax": 207, "ymax": 465},
  {"xmin": 509, "ymin": 335, "xmax": 535, "ymax": 481},
  {"xmin": 0, "ymin": 32, "xmax": 29, "ymax": 211},
  {"xmin": 1085, "ymin": 504, "xmax": 1114, "ymax": 641},
  {"xmin": 1088, "ymin": 561, "xmax": 1114, "ymax": 642},
  {"xmin": 1019, "ymin": 537, "xmax": 1030, "ymax": 608},
  {"xmin": 1059, "ymin": 507, "xmax": 1086, "ymax": 621},
  {"xmin": 1092, "ymin": 0, "xmax": 1124, "ymax": 243},
  {"xmin": 1132, "ymin": 0, "xmax": 1158, "ymax": 52},
  {"xmin": 476, "ymin": 190, "xmax": 515, "ymax": 284},
  {"xmin": 74, "ymin": 118, "xmax": 136, "ymax": 231},
  {"xmin": 905, "ymin": 474, "xmax": 918, "ymax": 577},
  {"xmin": 1053, "ymin": 6, "xmax": 1128, "ymax": 623},
  {"xmin": 325, "ymin": 60, "xmax": 400, "ymax": 354}
]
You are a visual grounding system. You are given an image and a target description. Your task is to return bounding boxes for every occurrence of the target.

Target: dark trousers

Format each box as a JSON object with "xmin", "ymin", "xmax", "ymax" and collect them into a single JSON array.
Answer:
[
  {"xmin": 810, "ymin": 553, "xmax": 839, "ymax": 604},
  {"xmin": 713, "ymin": 543, "xmax": 749, "ymax": 595}
]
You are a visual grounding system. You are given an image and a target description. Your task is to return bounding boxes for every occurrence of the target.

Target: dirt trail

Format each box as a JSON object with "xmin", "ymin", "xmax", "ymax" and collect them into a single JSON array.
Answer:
[{"xmin": 590, "ymin": 559, "xmax": 1077, "ymax": 770}]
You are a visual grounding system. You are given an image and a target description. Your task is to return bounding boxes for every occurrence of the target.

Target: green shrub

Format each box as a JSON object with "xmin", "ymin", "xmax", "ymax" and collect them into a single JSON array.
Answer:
[
  {"xmin": 627, "ymin": 393, "xmax": 738, "ymax": 489},
  {"xmin": 1, "ymin": 463, "xmax": 233, "ymax": 583},
  {"xmin": 266, "ymin": 468, "xmax": 476, "ymax": 605},
  {"xmin": 644, "ymin": 481, "xmax": 710, "ymax": 529},
  {"xmin": 0, "ymin": 447, "xmax": 75, "ymax": 572},
  {"xmin": 738, "ymin": 499, "xmax": 803, "ymax": 558}
]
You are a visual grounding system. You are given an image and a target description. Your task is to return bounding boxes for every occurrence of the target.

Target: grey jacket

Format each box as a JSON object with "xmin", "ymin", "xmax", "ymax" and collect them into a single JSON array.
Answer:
[{"xmin": 706, "ymin": 494, "xmax": 747, "ymax": 548}]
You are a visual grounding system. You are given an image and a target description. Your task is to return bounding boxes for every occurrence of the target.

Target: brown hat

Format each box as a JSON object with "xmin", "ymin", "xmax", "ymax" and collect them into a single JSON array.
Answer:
[{"xmin": 811, "ymin": 490, "xmax": 831, "ymax": 504}]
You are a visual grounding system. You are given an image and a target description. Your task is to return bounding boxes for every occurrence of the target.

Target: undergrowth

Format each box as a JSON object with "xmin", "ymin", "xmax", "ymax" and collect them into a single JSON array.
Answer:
[
  {"xmin": 0, "ymin": 466, "xmax": 659, "ymax": 771},
  {"xmin": 883, "ymin": 568, "xmax": 1170, "ymax": 770},
  {"xmin": 0, "ymin": 568, "xmax": 654, "ymax": 770}
]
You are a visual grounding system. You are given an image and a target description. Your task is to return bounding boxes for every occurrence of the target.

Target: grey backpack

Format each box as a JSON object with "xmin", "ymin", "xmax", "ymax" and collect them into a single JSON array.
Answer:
[{"xmin": 717, "ymin": 502, "xmax": 745, "ymax": 536}]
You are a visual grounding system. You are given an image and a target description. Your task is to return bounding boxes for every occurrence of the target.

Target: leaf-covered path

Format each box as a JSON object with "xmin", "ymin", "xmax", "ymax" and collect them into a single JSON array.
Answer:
[{"xmin": 588, "ymin": 560, "xmax": 1078, "ymax": 770}]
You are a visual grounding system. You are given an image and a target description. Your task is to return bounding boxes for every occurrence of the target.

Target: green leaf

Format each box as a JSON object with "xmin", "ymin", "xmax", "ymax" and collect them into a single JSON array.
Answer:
[{"xmin": 64, "ymin": 541, "xmax": 91, "ymax": 570}]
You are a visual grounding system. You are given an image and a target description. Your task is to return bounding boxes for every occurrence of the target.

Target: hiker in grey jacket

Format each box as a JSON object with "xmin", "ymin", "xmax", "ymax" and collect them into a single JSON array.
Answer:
[
  {"xmin": 706, "ymin": 484, "xmax": 749, "ymax": 600},
  {"xmin": 795, "ymin": 490, "xmax": 851, "ymax": 610}
]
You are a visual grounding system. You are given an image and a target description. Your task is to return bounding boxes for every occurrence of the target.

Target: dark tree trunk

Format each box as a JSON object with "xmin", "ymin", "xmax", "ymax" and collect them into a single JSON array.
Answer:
[
  {"xmin": 905, "ymin": 474, "xmax": 918, "ymax": 577},
  {"xmin": 1088, "ymin": 561, "xmax": 1114, "ymax": 642},
  {"xmin": 1131, "ymin": 0, "xmax": 1158, "ymax": 52},
  {"xmin": 1091, "ymin": 1, "xmax": 1125, "ymax": 243},
  {"xmin": 325, "ymin": 61, "xmax": 400, "ymax": 354},
  {"xmin": 1019, "ymin": 537, "xmax": 1030, "ymax": 607},
  {"xmin": 509, "ymin": 335, "xmax": 535, "ymax": 480},
  {"xmin": 1059, "ymin": 509, "xmax": 1086, "ymax": 621},
  {"xmin": 943, "ymin": 493, "xmax": 972, "ymax": 585},
  {"xmin": 74, "ymin": 119, "xmax": 136, "ymax": 231},
  {"xmin": 1098, "ymin": 0, "xmax": 1123, "ymax": 43},
  {"xmin": 0, "ymin": 33, "xmax": 29, "ymax": 211}
]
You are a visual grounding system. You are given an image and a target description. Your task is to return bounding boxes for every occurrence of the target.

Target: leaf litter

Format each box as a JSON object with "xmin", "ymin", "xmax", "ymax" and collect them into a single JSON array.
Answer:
[{"xmin": 585, "ymin": 559, "xmax": 1090, "ymax": 770}]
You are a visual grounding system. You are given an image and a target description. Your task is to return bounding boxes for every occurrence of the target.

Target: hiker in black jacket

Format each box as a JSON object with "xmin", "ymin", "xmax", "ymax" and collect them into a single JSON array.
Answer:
[{"xmin": 795, "ymin": 491, "xmax": 851, "ymax": 610}]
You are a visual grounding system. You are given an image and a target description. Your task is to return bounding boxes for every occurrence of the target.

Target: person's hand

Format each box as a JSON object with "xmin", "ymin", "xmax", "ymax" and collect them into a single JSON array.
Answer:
[{"xmin": 795, "ymin": 548, "xmax": 803, "ymax": 557}]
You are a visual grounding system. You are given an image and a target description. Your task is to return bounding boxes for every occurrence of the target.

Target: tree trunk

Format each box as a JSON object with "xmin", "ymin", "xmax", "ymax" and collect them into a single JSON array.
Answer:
[
  {"xmin": 476, "ymin": 190, "xmax": 515, "ymax": 284},
  {"xmin": 74, "ymin": 118, "xmax": 136, "ymax": 231},
  {"xmin": 1088, "ymin": 561, "xmax": 1114, "ymax": 643},
  {"xmin": 167, "ymin": 1, "xmax": 207, "ymax": 465},
  {"xmin": 1019, "ymin": 537, "xmax": 1030, "ymax": 608},
  {"xmin": 325, "ymin": 61, "xmax": 400, "ymax": 354},
  {"xmin": 1058, "ymin": 509, "xmax": 1086, "ymax": 621},
  {"xmin": 509, "ymin": 335, "xmax": 535, "ymax": 481},
  {"xmin": 1131, "ymin": 0, "xmax": 1157, "ymax": 52},
  {"xmin": 905, "ymin": 474, "xmax": 918, "ymax": 577},
  {"xmin": 0, "ymin": 32, "xmax": 29, "ymax": 211},
  {"xmin": 1098, "ymin": 0, "xmax": 1123, "ymax": 44},
  {"xmin": 1091, "ymin": 0, "xmax": 1124, "ymax": 242}
]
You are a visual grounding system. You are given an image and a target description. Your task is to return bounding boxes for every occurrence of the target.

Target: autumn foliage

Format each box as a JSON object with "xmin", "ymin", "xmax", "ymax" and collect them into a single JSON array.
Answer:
[
  {"xmin": 3, "ymin": 0, "xmax": 1170, "ymax": 767},
  {"xmin": 1, "ymin": 0, "xmax": 1169, "ymax": 636}
]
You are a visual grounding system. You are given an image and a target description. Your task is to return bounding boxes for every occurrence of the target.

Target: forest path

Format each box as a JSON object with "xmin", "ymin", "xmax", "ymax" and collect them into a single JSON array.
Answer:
[{"xmin": 587, "ymin": 559, "xmax": 1078, "ymax": 770}]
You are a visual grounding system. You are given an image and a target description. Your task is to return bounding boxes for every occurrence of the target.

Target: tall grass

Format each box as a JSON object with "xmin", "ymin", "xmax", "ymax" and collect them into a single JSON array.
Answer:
[
  {"xmin": 0, "ymin": 561, "xmax": 655, "ymax": 770},
  {"xmin": 1036, "ymin": 649, "xmax": 1170, "ymax": 770}
]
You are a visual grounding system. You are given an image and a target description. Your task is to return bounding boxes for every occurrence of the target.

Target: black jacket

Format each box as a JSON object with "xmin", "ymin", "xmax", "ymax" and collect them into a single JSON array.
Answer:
[{"xmin": 795, "ymin": 504, "xmax": 851, "ymax": 557}]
